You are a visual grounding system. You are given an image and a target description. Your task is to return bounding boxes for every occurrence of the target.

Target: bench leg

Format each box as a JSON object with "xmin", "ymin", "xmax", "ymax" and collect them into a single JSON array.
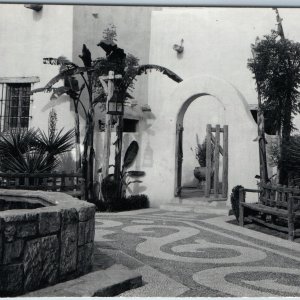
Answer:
[
  {"xmin": 288, "ymin": 215, "xmax": 294, "ymax": 241},
  {"xmin": 239, "ymin": 204, "xmax": 244, "ymax": 226}
]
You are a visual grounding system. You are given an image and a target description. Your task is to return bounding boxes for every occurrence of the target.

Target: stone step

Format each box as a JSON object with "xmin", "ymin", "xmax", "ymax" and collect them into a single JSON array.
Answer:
[
  {"xmin": 161, "ymin": 197, "xmax": 230, "ymax": 215},
  {"xmin": 23, "ymin": 264, "xmax": 142, "ymax": 297},
  {"xmin": 172, "ymin": 197, "xmax": 228, "ymax": 206}
]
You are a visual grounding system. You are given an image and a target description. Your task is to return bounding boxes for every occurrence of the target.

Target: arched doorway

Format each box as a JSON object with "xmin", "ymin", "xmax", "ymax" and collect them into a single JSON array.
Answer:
[
  {"xmin": 174, "ymin": 93, "xmax": 227, "ymax": 199},
  {"xmin": 144, "ymin": 75, "xmax": 259, "ymax": 206}
]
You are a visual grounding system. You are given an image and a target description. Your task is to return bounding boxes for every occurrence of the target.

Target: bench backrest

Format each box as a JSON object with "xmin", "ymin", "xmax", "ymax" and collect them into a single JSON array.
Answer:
[{"xmin": 260, "ymin": 183, "xmax": 300, "ymax": 211}]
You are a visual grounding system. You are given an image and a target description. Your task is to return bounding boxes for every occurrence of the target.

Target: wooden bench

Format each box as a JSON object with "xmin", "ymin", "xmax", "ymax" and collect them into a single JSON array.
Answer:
[
  {"xmin": 0, "ymin": 171, "xmax": 84, "ymax": 199},
  {"xmin": 239, "ymin": 183, "xmax": 300, "ymax": 241}
]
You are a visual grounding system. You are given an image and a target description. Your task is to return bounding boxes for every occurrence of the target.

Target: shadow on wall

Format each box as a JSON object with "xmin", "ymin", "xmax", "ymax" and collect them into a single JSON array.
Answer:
[{"xmin": 31, "ymin": 7, "xmax": 43, "ymax": 22}]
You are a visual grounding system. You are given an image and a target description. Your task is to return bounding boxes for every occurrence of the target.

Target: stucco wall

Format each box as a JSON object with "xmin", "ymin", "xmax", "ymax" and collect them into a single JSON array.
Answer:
[
  {"xmin": 144, "ymin": 7, "xmax": 300, "ymax": 205},
  {"xmin": 72, "ymin": 6, "xmax": 159, "ymax": 176},
  {"xmin": 72, "ymin": 6, "xmax": 158, "ymax": 119},
  {"xmin": 0, "ymin": 4, "xmax": 74, "ymax": 134},
  {"xmin": 143, "ymin": 75, "xmax": 259, "ymax": 206},
  {"xmin": 2, "ymin": 6, "xmax": 300, "ymax": 207}
]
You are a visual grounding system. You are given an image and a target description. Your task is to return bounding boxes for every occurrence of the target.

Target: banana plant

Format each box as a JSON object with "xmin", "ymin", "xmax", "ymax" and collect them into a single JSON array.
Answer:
[
  {"xmin": 31, "ymin": 25, "xmax": 183, "ymax": 204},
  {"xmin": 119, "ymin": 141, "xmax": 145, "ymax": 195},
  {"xmin": 101, "ymin": 141, "xmax": 145, "ymax": 204},
  {"xmin": 32, "ymin": 46, "xmax": 96, "ymax": 201}
]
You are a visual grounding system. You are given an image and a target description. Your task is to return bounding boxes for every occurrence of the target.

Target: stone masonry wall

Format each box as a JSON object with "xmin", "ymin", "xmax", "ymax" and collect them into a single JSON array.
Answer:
[{"xmin": 0, "ymin": 190, "xmax": 95, "ymax": 296}]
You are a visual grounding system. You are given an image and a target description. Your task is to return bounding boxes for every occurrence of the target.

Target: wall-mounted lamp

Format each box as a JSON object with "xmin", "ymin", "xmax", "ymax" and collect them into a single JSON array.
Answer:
[
  {"xmin": 173, "ymin": 39, "xmax": 184, "ymax": 54},
  {"xmin": 24, "ymin": 4, "xmax": 43, "ymax": 12},
  {"xmin": 141, "ymin": 104, "xmax": 151, "ymax": 112}
]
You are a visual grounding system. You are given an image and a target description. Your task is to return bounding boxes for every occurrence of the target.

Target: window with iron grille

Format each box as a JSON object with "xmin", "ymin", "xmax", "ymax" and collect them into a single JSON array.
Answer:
[{"xmin": 0, "ymin": 82, "xmax": 33, "ymax": 132}]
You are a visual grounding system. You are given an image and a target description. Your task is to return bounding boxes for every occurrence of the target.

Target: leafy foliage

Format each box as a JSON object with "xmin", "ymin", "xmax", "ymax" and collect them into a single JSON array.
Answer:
[
  {"xmin": 192, "ymin": 134, "xmax": 214, "ymax": 167},
  {"xmin": 101, "ymin": 140, "xmax": 145, "ymax": 205},
  {"xmin": 0, "ymin": 128, "xmax": 74, "ymax": 173},
  {"xmin": 123, "ymin": 140, "xmax": 139, "ymax": 170},
  {"xmin": 32, "ymin": 24, "xmax": 182, "ymax": 201},
  {"xmin": 269, "ymin": 135, "xmax": 300, "ymax": 181},
  {"xmin": 248, "ymin": 32, "xmax": 300, "ymax": 184},
  {"xmin": 36, "ymin": 128, "xmax": 75, "ymax": 157},
  {"xmin": 96, "ymin": 193, "xmax": 149, "ymax": 212},
  {"xmin": 248, "ymin": 32, "xmax": 300, "ymax": 140},
  {"xmin": 0, "ymin": 148, "xmax": 60, "ymax": 173},
  {"xmin": 102, "ymin": 24, "xmax": 118, "ymax": 44},
  {"xmin": 0, "ymin": 128, "xmax": 39, "ymax": 158}
]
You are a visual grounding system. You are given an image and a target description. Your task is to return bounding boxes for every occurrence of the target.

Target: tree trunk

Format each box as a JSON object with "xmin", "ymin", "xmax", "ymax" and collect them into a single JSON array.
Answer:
[
  {"xmin": 279, "ymin": 93, "xmax": 293, "ymax": 185},
  {"xmin": 74, "ymin": 109, "xmax": 81, "ymax": 172},
  {"xmin": 114, "ymin": 115, "xmax": 124, "ymax": 199},
  {"xmin": 102, "ymin": 72, "xmax": 115, "ymax": 178},
  {"xmin": 82, "ymin": 134, "xmax": 88, "ymax": 200},
  {"xmin": 88, "ymin": 108, "xmax": 95, "ymax": 201}
]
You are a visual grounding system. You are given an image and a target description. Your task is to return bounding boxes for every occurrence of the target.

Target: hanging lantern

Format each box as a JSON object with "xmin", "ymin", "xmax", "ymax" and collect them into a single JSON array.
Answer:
[{"xmin": 107, "ymin": 97, "xmax": 124, "ymax": 116}]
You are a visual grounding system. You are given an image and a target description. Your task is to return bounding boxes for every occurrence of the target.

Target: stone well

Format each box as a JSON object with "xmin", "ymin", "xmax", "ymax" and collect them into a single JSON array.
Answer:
[{"xmin": 0, "ymin": 189, "xmax": 95, "ymax": 296}]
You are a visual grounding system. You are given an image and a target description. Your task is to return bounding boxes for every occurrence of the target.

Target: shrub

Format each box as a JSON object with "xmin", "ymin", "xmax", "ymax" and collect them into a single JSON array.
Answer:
[
  {"xmin": 126, "ymin": 194, "xmax": 149, "ymax": 210},
  {"xmin": 96, "ymin": 194, "xmax": 149, "ymax": 212}
]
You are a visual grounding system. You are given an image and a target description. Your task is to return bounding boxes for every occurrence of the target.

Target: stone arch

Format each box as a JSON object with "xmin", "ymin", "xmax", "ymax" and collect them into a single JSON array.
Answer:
[
  {"xmin": 174, "ymin": 93, "xmax": 226, "ymax": 196},
  {"xmin": 171, "ymin": 75, "xmax": 259, "ymax": 202},
  {"xmin": 144, "ymin": 74, "xmax": 259, "ymax": 206}
]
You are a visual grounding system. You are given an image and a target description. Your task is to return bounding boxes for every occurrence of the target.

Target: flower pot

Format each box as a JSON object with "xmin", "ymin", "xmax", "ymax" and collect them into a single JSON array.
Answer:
[{"xmin": 194, "ymin": 166, "xmax": 206, "ymax": 182}]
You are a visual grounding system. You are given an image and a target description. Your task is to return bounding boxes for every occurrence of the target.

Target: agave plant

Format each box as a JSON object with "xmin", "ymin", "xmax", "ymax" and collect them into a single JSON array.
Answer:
[
  {"xmin": 0, "ymin": 148, "xmax": 60, "ymax": 173},
  {"xmin": 0, "ymin": 128, "xmax": 39, "ymax": 158},
  {"xmin": 0, "ymin": 128, "xmax": 74, "ymax": 173},
  {"xmin": 36, "ymin": 128, "xmax": 75, "ymax": 157}
]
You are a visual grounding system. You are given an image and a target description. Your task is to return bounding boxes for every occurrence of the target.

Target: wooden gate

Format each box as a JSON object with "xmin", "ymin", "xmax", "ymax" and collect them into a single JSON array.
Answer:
[
  {"xmin": 174, "ymin": 123, "xmax": 184, "ymax": 196},
  {"xmin": 205, "ymin": 124, "xmax": 228, "ymax": 198}
]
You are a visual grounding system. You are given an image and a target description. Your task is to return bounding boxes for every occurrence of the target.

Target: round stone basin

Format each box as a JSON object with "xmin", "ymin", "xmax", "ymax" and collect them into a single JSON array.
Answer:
[{"xmin": 0, "ymin": 189, "xmax": 95, "ymax": 296}]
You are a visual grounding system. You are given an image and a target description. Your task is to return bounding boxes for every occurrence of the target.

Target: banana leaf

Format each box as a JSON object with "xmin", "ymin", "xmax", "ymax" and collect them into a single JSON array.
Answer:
[
  {"xmin": 123, "ymin": 141, "xmax": 139, "ymax": 170},
  {"xmin": 127, "ymin": 171, "xmax": 145, "ymax": 177},
  {"xmin": 137, "ymin": 64, "xmax": 183, "ymax": 83}
]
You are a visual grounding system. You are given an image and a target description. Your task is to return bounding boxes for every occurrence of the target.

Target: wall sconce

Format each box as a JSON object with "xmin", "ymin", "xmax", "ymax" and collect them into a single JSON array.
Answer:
[
  {"xmin": 173, "ymin": 39, "xmax": 184, "ymax": 54},
  {"xmin": 141, "ymin": 104, "xmax": 151, "ymax": 112},
  {"xmin": 24, "ymin": 4, "xmax": 43, "ymax": 12}
]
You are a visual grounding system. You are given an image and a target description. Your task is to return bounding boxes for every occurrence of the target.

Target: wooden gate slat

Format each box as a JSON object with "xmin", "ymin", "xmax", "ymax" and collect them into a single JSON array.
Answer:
[
  {"xmin": 211, "ymin": 134, "xmax": 224, "ymax": 155},
  {"xmin": 222, "ymin": 125, "xmax": 228, "ymax": 198},
  {"xmin": 205, "ymin": 124, "xmax": 212, "ymax": 197},
  {"xmin": 213, "ymin": 124, "xmax": 220, "ymax": 198}
]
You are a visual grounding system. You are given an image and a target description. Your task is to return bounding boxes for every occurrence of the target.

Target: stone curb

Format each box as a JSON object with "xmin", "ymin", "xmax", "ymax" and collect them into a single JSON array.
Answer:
[
  {"xmin": 23, "ymin": 264, "xmax": 142, "ymax": 297},
  {"xmin": 0, "ymin": 189, "xmax": 96, "ymax": 296}
]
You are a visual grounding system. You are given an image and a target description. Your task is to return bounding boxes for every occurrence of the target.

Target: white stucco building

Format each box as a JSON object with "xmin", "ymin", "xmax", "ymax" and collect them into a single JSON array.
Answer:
[{"xmin": 1, "ymin": 5, "xmax": 300, "ymax": 206}]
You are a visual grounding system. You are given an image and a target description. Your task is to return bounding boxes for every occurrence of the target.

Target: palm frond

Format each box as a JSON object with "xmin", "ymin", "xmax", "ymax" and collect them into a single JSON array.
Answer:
[
  {"xmin": 0, "ymin": 148, "xmax": 59, "ymax": 173},
  {"xmin": 0, "ymin": 129, "xmax": 39, "ymax": 157},
  {"xmin": 36, "ymin": 128, "xmax": 75, "ymax": 156}
]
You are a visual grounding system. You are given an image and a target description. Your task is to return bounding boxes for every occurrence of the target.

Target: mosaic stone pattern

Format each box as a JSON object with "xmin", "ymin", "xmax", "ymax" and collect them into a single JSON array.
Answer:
[{"xmin": 95, "ymin": 209, "xmax": 300, "ymax": 297}]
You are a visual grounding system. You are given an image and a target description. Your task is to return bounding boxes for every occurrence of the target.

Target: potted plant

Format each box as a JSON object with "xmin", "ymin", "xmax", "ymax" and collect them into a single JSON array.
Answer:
[{"xmin": 192, "ymin": 134, "xmax": 214, "ymax": 184}]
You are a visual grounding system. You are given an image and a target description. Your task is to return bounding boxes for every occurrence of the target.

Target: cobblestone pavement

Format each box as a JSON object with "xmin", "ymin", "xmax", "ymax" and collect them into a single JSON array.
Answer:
[{"xmin": 94, "ymin": 208, "xmax": 300, "ymax": 297}]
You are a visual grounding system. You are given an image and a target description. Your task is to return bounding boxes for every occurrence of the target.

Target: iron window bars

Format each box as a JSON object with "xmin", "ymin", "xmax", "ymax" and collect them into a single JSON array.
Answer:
[{"xmin": 0, "ymin": 83, "xmax": 32, "ymax": 132}]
